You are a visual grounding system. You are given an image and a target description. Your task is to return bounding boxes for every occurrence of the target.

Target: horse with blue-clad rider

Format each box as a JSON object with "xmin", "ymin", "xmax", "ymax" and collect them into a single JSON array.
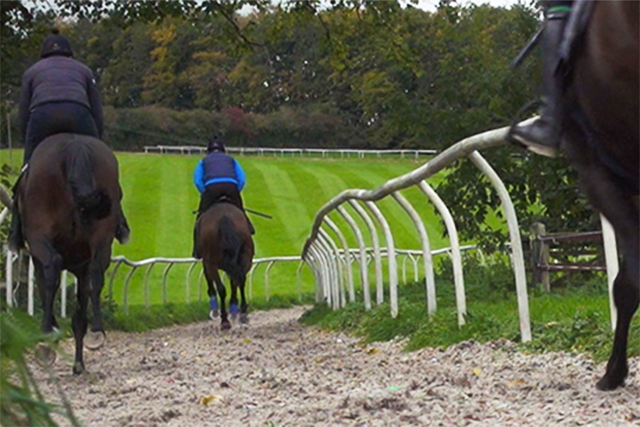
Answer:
[{"xmin": 192, "ymin": 136, "xmax": 254, "ymax": 259}]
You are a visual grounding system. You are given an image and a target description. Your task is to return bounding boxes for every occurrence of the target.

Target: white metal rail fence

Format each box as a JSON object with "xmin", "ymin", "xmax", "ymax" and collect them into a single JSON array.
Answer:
[
  {"xmin": 1, "ymin": 250, "xmax": 305, "ymax": 316},
  {"xmin": 143, "ymin": 145, "xmax": 437, "ymax": 159},
  {"xmin": 2, "ymin": 247, "xmax": 472, "ymax": 318},
  {"xmin": 301, "ymin": 119, "xmax": 620, "ymax": 343}
]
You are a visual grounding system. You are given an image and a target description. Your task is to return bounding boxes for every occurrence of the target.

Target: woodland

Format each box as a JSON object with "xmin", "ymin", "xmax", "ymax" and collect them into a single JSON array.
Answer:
[{"xmin": 1, "ymin": 0, "xmax": 597, "ymax": 248}]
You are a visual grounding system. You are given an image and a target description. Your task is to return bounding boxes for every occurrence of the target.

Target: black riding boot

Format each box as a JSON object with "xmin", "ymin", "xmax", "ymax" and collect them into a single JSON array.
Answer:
[
  {"xmin": 192, "ymin": 223, "xmax": 200, "ymax": 259},
  {"xmin": 7, "ymin": 205, "xmax": 23, "ymax": 252},
  {"xmin": 115, "ymin": 211, "xmax": 131, "ymax": 245},
  {"xmin": 8, "ymin": 167, "xmax": 27, "ymax": 252},
  {"xmin": 510, "ymin": 7, "xmax": 570, "ymax": 157},
  {"xmin": 245, "ymin": 213, "xmax": 255, "ymax": 235}
]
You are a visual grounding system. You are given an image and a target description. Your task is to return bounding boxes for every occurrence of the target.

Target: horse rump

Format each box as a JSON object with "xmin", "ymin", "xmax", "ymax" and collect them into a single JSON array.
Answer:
[
  {"xmin": 218, "ymin": 215, "xmax": 246, "ymax": 283},
  {"xmin": 64, "ymin": 139, "xmax": 112, "ymax": 220}
]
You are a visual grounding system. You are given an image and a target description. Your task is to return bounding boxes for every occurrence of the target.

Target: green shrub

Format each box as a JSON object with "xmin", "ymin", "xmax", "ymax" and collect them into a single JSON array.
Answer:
[{"xmin": 0, "ymin": 308, "xmax": 80, "ymax": 427}]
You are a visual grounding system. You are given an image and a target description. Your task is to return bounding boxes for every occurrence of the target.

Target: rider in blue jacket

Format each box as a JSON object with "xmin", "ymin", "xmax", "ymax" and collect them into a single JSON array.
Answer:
[{"xmin": 192, "ymin": 137, "xmax": 254, "ymax": 257}]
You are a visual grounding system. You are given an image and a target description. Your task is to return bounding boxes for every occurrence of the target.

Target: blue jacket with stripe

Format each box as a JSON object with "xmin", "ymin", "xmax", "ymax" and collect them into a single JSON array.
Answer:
[{"xmin": 193, "ymin": 152, "xmax": 246, "ymax": 194}]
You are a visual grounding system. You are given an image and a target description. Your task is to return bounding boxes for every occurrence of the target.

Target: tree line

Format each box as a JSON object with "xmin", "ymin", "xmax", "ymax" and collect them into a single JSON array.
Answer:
[
  {"xmin": 2, "ymin": 1, "xmax": 541, "ymax": 151},
  {"xmin": 1, "ymin": 0, "xmax": 600, "ymax": 253}
]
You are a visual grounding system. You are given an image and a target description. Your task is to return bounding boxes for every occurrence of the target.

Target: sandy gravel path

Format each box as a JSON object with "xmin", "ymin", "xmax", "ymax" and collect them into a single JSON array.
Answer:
[{"xmin": 32, "ymin": 306, "xmax": 639, "ymax": 426}]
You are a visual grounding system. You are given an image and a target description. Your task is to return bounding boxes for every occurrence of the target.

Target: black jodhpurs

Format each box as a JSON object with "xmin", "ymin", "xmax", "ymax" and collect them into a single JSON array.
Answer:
[
  {"xmin": 23, "ymin": 102, "xmax": 99, "ymax": 164},
  {"xmin": 197, "ymin": 182, "xmax": 244, "ymax": 217}
]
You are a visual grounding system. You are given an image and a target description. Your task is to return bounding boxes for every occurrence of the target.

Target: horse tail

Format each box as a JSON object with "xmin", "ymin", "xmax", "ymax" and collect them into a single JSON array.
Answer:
[
  {"xmin": 218, "ymin": 215, "xmax": 246, "ymax": 283},
  {"xmin": 65, "ymin": 141, "xmax": 111, "ymax": 221}
]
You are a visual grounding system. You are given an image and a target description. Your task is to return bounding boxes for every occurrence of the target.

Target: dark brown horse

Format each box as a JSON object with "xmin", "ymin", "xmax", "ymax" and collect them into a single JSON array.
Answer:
[
  {"xmin": 561, "ymin": 1, "xmax": 638, "ymax": 391},
  {"xmin": 196, "ymin": 201, "xmax": 254, "ymax": 330},
  {"xmin": 16, "ymin": 133, "xmax": 125, "ymax": 374}
]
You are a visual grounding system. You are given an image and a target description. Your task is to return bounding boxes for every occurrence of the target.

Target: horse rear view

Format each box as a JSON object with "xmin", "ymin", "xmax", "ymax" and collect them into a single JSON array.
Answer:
[
  {"xmin": 196, "ymin": 202, "xmax": 254, "ymax": 330},
  {"xmin": 17, "ymin": 133, "xmax": 124, "ymax": 374}
]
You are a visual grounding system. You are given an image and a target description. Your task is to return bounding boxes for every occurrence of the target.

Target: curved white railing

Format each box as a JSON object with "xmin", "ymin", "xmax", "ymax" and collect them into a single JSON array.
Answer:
[
  {"xmin": 302, "ymin": 120, "xmax": 541, "ymax": 341},
  {"xmin": 300, "ymin": 119, "xmax": 621, "ymax": 342}
]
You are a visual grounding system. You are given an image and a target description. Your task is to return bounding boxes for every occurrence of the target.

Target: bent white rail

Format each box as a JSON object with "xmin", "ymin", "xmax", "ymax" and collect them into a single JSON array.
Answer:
[{"xmin": 302, "ymin": 119, "xmax": 538, "ymax": 341}]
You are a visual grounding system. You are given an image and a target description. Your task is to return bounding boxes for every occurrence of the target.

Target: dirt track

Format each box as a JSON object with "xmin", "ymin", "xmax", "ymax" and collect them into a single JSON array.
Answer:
[{"xmin": 32, "ymin": 306, "xmax": 639, "ymax": 426}]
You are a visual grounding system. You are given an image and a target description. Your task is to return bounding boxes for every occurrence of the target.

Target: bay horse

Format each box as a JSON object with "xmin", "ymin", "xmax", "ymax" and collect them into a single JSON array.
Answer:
[
  {"xmin": 15, "ymin": 133, "xmax": 125, "ymax": 374},
  {"xmin": 195, "ymin": 201, "xmax": 254, "ymax": 330},
  {"xmin": 560, "ymin": 1, "xmax": 638, "ymax": 390}
]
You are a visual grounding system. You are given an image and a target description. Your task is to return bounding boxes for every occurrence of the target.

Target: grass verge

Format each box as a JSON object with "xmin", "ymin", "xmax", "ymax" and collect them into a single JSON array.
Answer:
[{"xmin": 300, "ymin": 260, "xmax": 640, "ymax": 363}]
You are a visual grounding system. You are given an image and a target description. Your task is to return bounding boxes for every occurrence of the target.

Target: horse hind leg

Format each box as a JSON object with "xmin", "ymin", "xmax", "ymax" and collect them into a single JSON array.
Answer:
[
  {"xmin": 72, "ymin": 267, "xmax": 91, "ymax": 375},
  {"xmin": 210, "ymin": 270, "xmax": 230, "ymax": 330},
  {"xmin": 238, "ymin": 277, "xmax": 249, "ymax": 325},
  {"xmin": 229, "ymin": 274, "xmax": 240, "ymax": 323},
  {"xmin": 31, "ymin": 249, "xmax": 62, "ymax": 366},
  {"xmin": 206, "ymin": 278, "xmax": 220, "ymax": 320},
  {"xmin": 30, "ymin": 241, "xmax": 62, "ymax": 335},
  {"xmin": 597, "ymin": 261, "xmax": 639, "ymax": 391},
  {"xmin": 85, "ymin": 245, "xmax": 110, "ymax": 350},
  {"xmin": 566, "ymin": 136, "xmax": 639, "ymax": 390}
]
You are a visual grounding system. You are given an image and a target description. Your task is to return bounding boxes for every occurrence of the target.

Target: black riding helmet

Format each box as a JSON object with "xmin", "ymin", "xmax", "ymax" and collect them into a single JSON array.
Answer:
[
  {"xmin": 207, "ymin": 136, "xmax": 226, "ymax": 153},
  {"xmin": 40, "ymin": 28, "xmax": 73, "ymax": 58}
]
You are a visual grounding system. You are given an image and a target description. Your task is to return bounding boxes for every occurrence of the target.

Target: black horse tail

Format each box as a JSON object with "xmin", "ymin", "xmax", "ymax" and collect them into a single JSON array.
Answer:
[
  {"xmin": 218, "ymin": 215, "xmax": 246, "ymax": 283},
  {"xmin": 65, "ymin": 141, "xmax": 111, "ymax": 221}
]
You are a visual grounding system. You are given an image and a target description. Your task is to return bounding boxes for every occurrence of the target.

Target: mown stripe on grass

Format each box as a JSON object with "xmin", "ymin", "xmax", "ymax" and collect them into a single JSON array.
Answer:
[
  {"xmin": 303, "ymin": 160, "xmax": 425, "ymax": 250},
  {"xmin": 242, "ymin": 158, "xmax": 296, "ymax": 257},
  {"xmin": 328, "ymin": 160, "xmax": 450, "ymax": 249},
  {"xmin": 251, "ymin": 159, "xmax": 312, "ymax": 253},
  {"xmin": 115, "ymin": 154, "xmax": 161, "ymax": 259},
  {"xmin": 157, "ymin": 155, "xmax": 197, "ymax": 258}
]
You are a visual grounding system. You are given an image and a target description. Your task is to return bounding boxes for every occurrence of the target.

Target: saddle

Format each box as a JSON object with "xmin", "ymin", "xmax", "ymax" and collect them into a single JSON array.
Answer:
[{"xmin": 214, "ymin": 195, "xmax": 235, "ymax": 206}]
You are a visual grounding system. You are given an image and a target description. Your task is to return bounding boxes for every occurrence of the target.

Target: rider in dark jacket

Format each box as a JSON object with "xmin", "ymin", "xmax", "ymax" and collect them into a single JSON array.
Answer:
[
  {"xmin": 192, "ymin": 137, "xmax": 254, "ymax": 258},
  {"xmin": 510, "ymin": 0, "xmax": 573, "ymax": 157},
  {"xmin": 8, "ymin": 29, "xmax": 129, "ymax": 251},
  {"xmin": 19, "ymin": 29, "xmax": 104, "ymax": 164}
]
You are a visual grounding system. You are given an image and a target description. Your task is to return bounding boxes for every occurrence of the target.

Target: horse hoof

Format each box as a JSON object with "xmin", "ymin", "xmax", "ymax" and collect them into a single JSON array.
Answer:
[
  {"xmin": 596, "ymin": 371, "xmax": 626, "ymax": 391},
  {"xmin": 240, "ymin": 314, "xmax": 249, "ymax": 324},
  {"xmin": 35, "ymin": 343, "xmax": 57, "ymax": 366},
  {"xmin": 221, "ymin": 321, "xmax": 232, "ymax": 330},
  {"xmin": 84, "ymin": 330, "xmax": 106, "ymax": 350},
  {"xmin": 209, "ymin": 309, "xmax": 219, "ymax": 320},
  {"xmin": 73, "ymin": 362, "xmax": 85, "ymax": 376},
  {"xmin": 230, "ymin": 313, "xmax": 238, "ymax": 322}
]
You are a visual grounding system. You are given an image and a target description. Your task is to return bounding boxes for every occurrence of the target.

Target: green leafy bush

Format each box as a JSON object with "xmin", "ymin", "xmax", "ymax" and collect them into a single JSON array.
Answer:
[{"xmin": 0, "ymin": 309, "xmax": 80, "ymax": 427}]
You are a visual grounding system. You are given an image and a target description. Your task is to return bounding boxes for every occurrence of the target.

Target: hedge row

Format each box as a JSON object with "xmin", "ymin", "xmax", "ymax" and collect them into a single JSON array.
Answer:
[{"xmin": 2, "ymin": 106, "xmax": 366, "ymax": 152}]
